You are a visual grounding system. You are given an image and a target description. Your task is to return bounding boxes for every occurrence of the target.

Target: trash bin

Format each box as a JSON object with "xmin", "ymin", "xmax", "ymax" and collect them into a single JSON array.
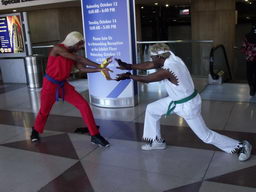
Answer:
[{"xmin": 25, "ymin": 55, "xmax": 46, "ymax": 89}]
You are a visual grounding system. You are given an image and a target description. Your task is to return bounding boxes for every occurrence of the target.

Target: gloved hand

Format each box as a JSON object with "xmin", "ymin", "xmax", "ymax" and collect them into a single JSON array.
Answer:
[
  {"xmin": 100, "ymin": 57, "xmax": 113, "ymax": 80},
  {"xmin": 100, "ymin": 56, "xmax": 112, "ymax": 68},
  {"xmin": 115, "ymin": 72, "xmax": 131, "ymax": 81},
  {"xmin": 101, "ymin": 68, "xmax": 113, "ymax": 80},
  {"xmin": 115, "ymin": 59, "xmax": 132, "ymax": 70}
]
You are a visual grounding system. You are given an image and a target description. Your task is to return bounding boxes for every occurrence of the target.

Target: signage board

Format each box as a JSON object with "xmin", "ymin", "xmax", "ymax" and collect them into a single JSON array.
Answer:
[
  {"xmin": 0, "ymin": 12, "xmax": 26, "ymax": 57},
  {"xmin": 81, "ymin": 0, "xmax": 137, "ymax": 107}
]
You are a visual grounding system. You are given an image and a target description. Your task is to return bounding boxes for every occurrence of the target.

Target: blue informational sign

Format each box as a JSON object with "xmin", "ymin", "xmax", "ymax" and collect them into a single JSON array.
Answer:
[
  {"xmin": 0, "ymin": 17, "xmax": 12, "ymax": 53},
  {"xmin": 81, "ymin": 0, "xmax": 137, "ymax": 107},
  {"xmin": 0, "ymin": 14, "xmax": 24, "ymax": 55}
]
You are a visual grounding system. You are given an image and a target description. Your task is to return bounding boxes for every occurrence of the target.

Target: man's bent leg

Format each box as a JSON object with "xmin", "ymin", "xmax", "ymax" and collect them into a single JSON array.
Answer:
[
  {"xmin": 143, "ymin": 97, "xmax": 170, "ymax": 141},
  {"xmin": 141, "ymin": 97, "xmax": 171, "ymax": 150}
]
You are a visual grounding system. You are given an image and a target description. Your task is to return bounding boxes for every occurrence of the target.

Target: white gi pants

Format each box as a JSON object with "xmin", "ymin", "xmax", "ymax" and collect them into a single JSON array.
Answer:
[{"xmin": 143, "ymin": 95, "xmax": 239, "ymax": 153}]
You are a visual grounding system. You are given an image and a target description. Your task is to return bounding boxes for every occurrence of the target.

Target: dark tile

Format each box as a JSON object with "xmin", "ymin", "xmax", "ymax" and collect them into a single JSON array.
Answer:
[
  {"xmin": 101, "ymin": 119, "xmax": 143, "ymax": 140},
  {"xmin": 0, "ymin": 110, "xmax": 92, "ymax": 134},
  {"xmin": 0, "ymin": 110, "xmax": 35, "ymax": 127},
  {"xmin": 111, "ymin": 122, "xmax": 256, "ymax": 154},
  {"xmin": 0, "ymin": 83, "xmax": 26, "ymax": 94},
  {"xmin": 2, "ymin": 134, "xmax": 79, "ymax": 159},
  {"xmin": 0, "ymin": 109, "xmax": 255, "ymax": 154},
  {"xmin": 164, "ymin": 126, "xmax": 256, "ymax": 154},
  {"xmin": 164, "ymin": 182, "xmax": 202, "ymax": 192},
  {"xmin": 45, "ymin": 115, "xmax": 87, "ymax": 133},
  {"xmin": 217, "ymin": 130, "xmax": 256, "ymax": 155},
  {"xmin": 39, "ymin": 162, "xmax": 94, "ymax": 192},
  {"xmin": 208, "ymin": 165, "xmax": 256, "ymax": 188}
]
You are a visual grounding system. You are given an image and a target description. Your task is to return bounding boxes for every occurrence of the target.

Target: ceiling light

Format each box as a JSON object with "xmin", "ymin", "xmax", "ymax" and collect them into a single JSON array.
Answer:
[
  {"xmin": 13, "ymin": 9, "xmax": 17, "ymax": 12},
  {"xmin": 154, "ymin": 2, "xmax": 158, "ymax": 5},
  {"xmin": 141, "ymin": 6, "xmax": 144, "ymax": 9},
  {"xmin": 165, "ymin": 4, "xmax": 169, "ymax": 7}
]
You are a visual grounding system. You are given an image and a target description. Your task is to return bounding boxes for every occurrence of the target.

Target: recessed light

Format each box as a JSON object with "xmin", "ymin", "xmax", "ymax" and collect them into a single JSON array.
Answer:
[{"xmin": 13, "ymin": 9, "xmax": 17, "ymax": 12}]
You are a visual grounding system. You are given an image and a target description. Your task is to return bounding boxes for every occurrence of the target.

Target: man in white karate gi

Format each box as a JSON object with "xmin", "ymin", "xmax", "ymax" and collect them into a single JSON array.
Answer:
[{"xmin": 115, "ymin": 43, "xmax": 252, "ymax": 161}]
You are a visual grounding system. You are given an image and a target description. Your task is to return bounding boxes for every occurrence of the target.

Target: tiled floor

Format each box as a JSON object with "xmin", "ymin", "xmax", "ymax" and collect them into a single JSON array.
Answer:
[{"xmin": 0, "ymin": 78, "xmax": 255, "ymax": 192}]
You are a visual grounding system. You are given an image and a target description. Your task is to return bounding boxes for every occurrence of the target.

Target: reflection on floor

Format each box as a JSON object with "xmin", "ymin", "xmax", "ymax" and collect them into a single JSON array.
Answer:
[{"xmin": 0, "ymin": 78, "xmax": 255, "ymax": 192}]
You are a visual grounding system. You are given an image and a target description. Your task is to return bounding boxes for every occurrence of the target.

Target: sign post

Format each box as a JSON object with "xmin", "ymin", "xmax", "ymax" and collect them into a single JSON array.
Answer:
[{"xmin": 81, "ymin": 0, "xmax": 137, "ymax": 108}]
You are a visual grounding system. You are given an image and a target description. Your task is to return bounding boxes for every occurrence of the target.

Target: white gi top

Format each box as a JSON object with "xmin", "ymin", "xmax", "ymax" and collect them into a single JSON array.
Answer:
[{"xmin": 162, "ymin": 51, "xmax": 195, "ymax": 101}]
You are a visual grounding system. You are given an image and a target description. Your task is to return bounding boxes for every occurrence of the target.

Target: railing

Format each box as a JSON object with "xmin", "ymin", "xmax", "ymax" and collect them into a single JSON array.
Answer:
[
  {"xmin": 32, "ymin": 45, "xmax": 85, "ymax": 57},
  {"xmin": 32, "ymin": 41, "xmax": 215, "ymax": 79}
]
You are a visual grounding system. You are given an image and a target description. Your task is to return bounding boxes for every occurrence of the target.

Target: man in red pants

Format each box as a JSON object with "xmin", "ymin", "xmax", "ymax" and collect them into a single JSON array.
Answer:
[{"xmin": 31, "ymin": 31, "xmax": 111, "ymax": 147}]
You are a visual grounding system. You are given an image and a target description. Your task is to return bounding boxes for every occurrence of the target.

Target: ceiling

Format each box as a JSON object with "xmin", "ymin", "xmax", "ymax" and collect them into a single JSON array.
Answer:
[{"xmin": 1, "ymin": 0, "xmax": 253, "ymax": 12}]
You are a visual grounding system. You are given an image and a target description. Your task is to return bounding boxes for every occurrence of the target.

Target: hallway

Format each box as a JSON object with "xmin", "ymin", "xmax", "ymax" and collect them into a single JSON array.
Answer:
[{"xmin": 0, "ymin": 79, "xmax": 255, "ymax": 192}]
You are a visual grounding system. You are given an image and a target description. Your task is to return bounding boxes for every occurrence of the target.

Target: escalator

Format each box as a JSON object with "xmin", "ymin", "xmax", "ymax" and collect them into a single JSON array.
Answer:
[{"xmin": 208, "ymin": 44, "xmax": 232, "ymax": 84}]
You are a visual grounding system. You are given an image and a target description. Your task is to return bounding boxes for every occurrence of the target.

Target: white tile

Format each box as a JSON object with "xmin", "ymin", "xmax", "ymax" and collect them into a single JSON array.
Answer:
[
  {"xmin": 0, "ymin": 124, "xmax": 62, "ymax": 144},
  {"xmin": 82, "ymin": 159, "xmax": 200, "ymax": 192},
  {"xmin": 68, "ymin": 133, "xmax": 98, "ymax": 159},
  {"xmin": 201, "ymin": 83, "xmax": 256, "ymax": 103},
  {"xmin": 200, "ymin": 100, "xmax": 234, "ymax": 130},
  {"xmin": 84, "ymin": 139, "xmax": 214, "ymax": 181},
  {"xmin": 225, "ymin": 102, "xmax": 256, "ymax": 132},
  {"xmin": 0, "ymin": 146, "xmax": 77, "ymax": 192},
  {"xmin": 205, "ymin": 151, "xmax": 256, "ymax": 179}
]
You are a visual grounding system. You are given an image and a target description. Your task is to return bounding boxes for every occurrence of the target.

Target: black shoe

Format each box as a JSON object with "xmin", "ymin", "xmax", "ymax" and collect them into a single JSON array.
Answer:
[
  {"xmin": 91, "ymin": 134, "xmax": 110, "ymax": 147},
  {"xmin": 30, "ymin": 127, "xmax": 40, "ymax": 142}
]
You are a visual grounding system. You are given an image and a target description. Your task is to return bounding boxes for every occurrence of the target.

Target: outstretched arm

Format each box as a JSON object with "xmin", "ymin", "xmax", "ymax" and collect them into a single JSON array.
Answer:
[
  {"xmin": 116, "ymin": 68, "xmax": 178, "ymax": 84},
  {"xmin": 51, "ymin": 45, "xmax": 100, "ymax": 68},
  {"xmin": 75, "ymin": 63, "xmax": 112, "ymax": 74},
  {"xmin": 115, "ymin": 59, "xmax": 155, "ymax": 70}
]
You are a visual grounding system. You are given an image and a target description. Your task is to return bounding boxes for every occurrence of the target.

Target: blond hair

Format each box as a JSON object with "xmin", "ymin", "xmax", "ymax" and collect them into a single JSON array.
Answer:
[
  {"xmin": 62, "ymin": 31, "xmax": 83, "ymax": 47},
  {"xmin": 150, "ymin": 43, "xmax": 170, "ymax": 58}
]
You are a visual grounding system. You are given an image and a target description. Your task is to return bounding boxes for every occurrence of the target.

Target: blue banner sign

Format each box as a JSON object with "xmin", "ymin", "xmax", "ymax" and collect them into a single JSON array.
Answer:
[
  {"xmin": 0, "ymin": 16, "xmax": 12, "ymax": 53},
  {"xmin": 0, "ymin": 14, "xmax": 24, "ymax": 54},
  {"xmin": 82, "ymin": 0, "xmax": 137, "ymax": 107}
]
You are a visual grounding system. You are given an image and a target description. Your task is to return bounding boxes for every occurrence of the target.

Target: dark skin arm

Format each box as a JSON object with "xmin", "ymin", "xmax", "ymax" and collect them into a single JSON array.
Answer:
[
  {"xmin": 116, "ymin": 53, "xmax": 178, "ymax": 85},
  {"xmin": 115, "ymin": 59, "xmax": 155, "ymax": 70},
  {"xmin": 116, "ymin": 69, "xmax": 179, "ymax": 85},
  {"xmin": 50, "ymin": 44, "xmax": 112, "ymax": 74},
  {"xmin": 75, "ymin": 63, "xmax": 111, "ymax": 73},
  {"xmin": 131, "ymin": 61, "xmax": 155, "ymax": 70},
  {"xmin": 50, "ymin": 45, "xmax": 100, "ymax": 68}
]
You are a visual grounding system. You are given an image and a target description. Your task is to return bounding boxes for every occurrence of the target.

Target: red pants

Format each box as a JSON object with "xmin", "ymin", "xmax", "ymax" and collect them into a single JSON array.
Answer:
[{"xmin": 34, "ymin": 78, "xmax": 99, "ymax": 136}]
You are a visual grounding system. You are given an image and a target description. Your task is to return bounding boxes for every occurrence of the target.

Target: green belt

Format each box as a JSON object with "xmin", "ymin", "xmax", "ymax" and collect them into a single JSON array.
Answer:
[{"xmin": 166, "ymin": 90, "xmax": 198, "ymax": 116}]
